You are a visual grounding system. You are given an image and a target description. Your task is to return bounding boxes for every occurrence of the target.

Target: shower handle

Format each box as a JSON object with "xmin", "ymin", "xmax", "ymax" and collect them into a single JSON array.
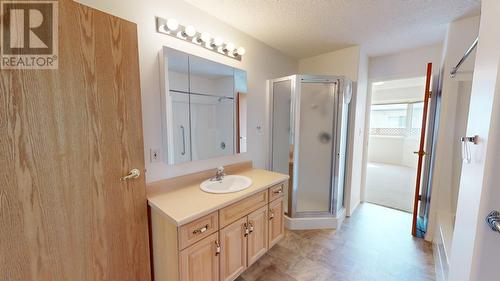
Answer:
[{"xmin": 180, "ymin": 125, "xmax": 186, "ymax": 156}]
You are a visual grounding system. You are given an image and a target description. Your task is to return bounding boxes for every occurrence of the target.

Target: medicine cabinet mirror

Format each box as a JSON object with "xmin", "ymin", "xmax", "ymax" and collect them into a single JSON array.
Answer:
[{"xmin": 160, "ymin": 47, "xmax": 248, "ymax": 165}]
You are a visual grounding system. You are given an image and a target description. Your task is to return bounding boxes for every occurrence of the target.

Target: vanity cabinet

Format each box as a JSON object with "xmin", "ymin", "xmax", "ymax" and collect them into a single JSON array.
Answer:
[
  {"xmin": 269, "ymin": 197, "xmax": 285, "ymax": 248},
  {"xmin": 247, "ymin": 206, "xmax": 269, "ymax": 266},
  {"xmin": 150, "ymin": 180, "xmax": 287, "ymax": 281},
  {"xmin": 220, "ymin": 217, "xmax": 247, "ymax": 281},
  {"xmin": 180, "ymin": 233, "xmax": 219, "ymax": 281}
]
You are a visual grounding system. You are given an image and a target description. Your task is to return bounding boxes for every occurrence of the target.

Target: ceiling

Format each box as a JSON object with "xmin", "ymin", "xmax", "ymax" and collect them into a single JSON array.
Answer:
[{"xmin": 185, "ymin": 0, "xmax": 481, "ymax": 59}]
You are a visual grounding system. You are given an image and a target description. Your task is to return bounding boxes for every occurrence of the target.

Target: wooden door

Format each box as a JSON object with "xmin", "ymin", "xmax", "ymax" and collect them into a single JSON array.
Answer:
[
  {"xmin": 247, "ymin": 205, "xmax": 268, "ymax": 266},
  {"xmin": 179, "ymin": 233, "xmax": 220, "ymax": 281},
  {"xmin": 220, "ymin": 217, "xmax": 247, "ymax": 281},
  {"xmin": 411, "ymin": 63, "xmax": 432, "ymax": 237},
  {"xmin": 269, "ymin": 198, "xmax": 285, "ymax": 248},
  {"xmin": 0, "ymin": 1, "xmax": 150, "ymax": 280}
]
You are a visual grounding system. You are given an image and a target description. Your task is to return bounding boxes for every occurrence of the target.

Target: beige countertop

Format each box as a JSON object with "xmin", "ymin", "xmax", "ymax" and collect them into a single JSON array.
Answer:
[{"xmin": 147, "ymin": 168, "xmax": 289, "ymax": 226}]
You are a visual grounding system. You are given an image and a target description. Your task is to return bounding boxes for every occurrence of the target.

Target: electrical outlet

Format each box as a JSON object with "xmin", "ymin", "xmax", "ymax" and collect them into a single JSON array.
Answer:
[{"xmin": 150, "ymin": 148, "xmax": 161, "ymax": 163}]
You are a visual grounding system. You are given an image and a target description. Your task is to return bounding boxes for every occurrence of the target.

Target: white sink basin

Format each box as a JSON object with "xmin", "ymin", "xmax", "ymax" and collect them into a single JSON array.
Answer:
[{"xmin": 200, "ymin": 175, "xmax": 252, "ymax": 194}]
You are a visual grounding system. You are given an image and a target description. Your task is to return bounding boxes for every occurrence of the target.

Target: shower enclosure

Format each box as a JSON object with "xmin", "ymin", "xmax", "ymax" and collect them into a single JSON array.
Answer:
[{"xmin": 269, "ymin": 75, "xmax": 352, "ymax": 225}]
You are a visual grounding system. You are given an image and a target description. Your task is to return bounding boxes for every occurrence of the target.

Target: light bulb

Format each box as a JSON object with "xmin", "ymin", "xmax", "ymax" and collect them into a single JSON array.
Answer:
[
  {"xmin": 183, "ymin": 25, "xmax": 196, "ymax": 37},
  {"xmin": 212, "ymin": 37, "xmax": 224, "ymax": 47},
  {"xmin": 198, "ymin": 32, "xmax": 211, "ymax": 43},
  {"xmin": 224, "ymin": 42, "xmax": 235, "ymax": 53},
  {"xmin": 234, "ymin": 47, "xmax": 246, "ymax": 56},
  {"xmin": 166, "ymin": 18, "xmax": 179, "ymax": 31}
]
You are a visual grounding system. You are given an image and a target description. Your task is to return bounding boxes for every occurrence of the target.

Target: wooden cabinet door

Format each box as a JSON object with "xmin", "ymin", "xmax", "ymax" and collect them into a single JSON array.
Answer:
[
  {"xmin": 247, "ymin": 206, "xmax": 268, "ymax": 266},
  {"xmin": 180, "ymin": 233, "xmax": 220, "ymax": 281},
  {"xmin": 220, "ymin": 217, "xmax": 247, "ymax": 281},
  {"xmin": 269, "ymin": 198, "xmax": 285, "ymax": 248},
  {"xmin": 0, "ymin": 1, "xmax": 150, "ymax": 280}
]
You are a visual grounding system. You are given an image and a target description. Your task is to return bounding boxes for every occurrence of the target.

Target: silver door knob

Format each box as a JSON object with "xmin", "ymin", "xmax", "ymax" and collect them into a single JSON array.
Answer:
[
  {"xmin": 121, "ymin": 168, "xmax": 141, "ymax": 181},
  {"xmin": 486, "ymin": 211, "xmax": 500, "ymax": 233}
]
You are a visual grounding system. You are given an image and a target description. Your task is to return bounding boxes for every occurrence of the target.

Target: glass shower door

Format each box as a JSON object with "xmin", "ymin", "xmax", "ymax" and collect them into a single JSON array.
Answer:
[
  {"xmin": 295, "ymin": 82, "xmax": 337, "ymax": 214},
  {"xmin": 271, "ymin": 78, "xmax": 294, "ymax": 214}
]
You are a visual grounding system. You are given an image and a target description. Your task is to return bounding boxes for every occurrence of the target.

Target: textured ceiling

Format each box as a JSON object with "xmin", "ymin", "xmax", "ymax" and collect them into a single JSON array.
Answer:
[{"xmin": 185, "ymin": 0, "xmax": 481, "ymax": 58}]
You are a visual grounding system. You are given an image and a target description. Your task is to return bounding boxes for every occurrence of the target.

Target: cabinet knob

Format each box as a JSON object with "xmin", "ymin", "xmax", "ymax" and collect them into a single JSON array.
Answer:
[
  {"xmin": 269, "ymin": 211, "xmax": 275, "ymax": 220},
  {"xmin": 248, "ymin": 222, "xmax": 254, "ymax": 234},
  {"xmin": 215, "ymin": 240, "xmax": 221, "ymax": 256},
  {"xmin": 243, "ymin": 223, "xmax": 250, "ymax": 237}
]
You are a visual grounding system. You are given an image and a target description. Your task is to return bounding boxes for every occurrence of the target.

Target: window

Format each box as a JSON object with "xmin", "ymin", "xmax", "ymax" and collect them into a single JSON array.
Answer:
[
  {"xmin": 370, "ymin": 102, "xmax": 423, "ymax": 137},
  {"xmin": 410, "ymin": 102, "xmax": 424, "ymax": 136}
]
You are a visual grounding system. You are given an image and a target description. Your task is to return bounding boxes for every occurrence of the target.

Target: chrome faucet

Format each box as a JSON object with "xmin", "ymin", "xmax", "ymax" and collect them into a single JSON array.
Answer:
[{"xmin": 211, "ymin": 166, "xmax": 226, "ymax": 181}]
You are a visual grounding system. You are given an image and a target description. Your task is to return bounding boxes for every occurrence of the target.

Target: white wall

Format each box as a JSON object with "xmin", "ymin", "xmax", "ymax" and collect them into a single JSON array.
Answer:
[
  {"xmin": 448, "ymin": 1, "xmax": 500, "ymax": 279},
  {"xmin": 426, "ymin": 16, "xmax": 480, "ymax": 273},
  {"xmin": 76, "ymin": 0, "xmax": 298, "ymax": 182},
  {"xmin": 348, "ymin": 48, "xmax": 369, "ymax": 216}
]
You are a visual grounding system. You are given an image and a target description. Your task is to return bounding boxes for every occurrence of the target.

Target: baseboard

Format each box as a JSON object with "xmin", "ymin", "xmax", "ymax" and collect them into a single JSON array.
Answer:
[
  {"xmin": 285, "ymin": 208, "xmax": 346, "ymax": 230},
  {"xmin": 434, "ymin": 227, "xmax": 449, "ymax": 281},
  {"xmin": 347, "ymin": 200, "xmax": 361, "ymax": 217}
]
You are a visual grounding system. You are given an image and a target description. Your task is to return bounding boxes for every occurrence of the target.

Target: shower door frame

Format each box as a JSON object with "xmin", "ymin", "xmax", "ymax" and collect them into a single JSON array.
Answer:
[
  {"xmin": 269, "ymin": 74, "xmax": 346, "ymax": 218},
  {"xmin": 268, "ymin": 75, "xmax": 297, "ymax": 216}
]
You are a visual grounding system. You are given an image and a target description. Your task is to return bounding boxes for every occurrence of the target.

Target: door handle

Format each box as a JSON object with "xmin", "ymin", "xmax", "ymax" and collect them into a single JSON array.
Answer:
[
  {"xmin": 121, "ymin": 168, "xmax": 141, "ymax": 181},
  {"xmin": 486, "ymin": 211, "xmax": 500, "ymax": 233}
]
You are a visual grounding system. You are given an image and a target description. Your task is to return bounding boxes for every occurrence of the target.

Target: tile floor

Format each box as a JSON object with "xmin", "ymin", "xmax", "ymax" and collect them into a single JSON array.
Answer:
[{"xmin": 236, "ymin": 203, "xmax": 436, "ymax": 281}]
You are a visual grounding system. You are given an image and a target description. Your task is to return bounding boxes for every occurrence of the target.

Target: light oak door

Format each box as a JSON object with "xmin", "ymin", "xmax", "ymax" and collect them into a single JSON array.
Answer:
[
  {"xmin": 269, "ymin": 198, "xmax": 285, "ymax": 248},
  {"xmin": 179, "ymin": 233, "xmax": 220, "ymax": 281},
  {"xmin": 220, "ymin": 217, "xmax": 247, "ymax": 281},
  {"xmin": 247, "ymin": 206, "xmax": 268, "ymax": 266},
  {"xmin": 0, "ymin": 1, "xmax": 150, "ymax": 280}
]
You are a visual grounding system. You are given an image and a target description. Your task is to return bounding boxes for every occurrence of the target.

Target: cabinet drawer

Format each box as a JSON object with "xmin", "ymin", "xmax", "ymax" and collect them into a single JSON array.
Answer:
[
  {"xmin": 179, "ymin": 211, "xmax": 218, "ymax": 250},
  {"xmin": 269, "ymin": 183, "xmax": 285, "ymax": 202},
  {"xmin": 219, "ymin": 191, "xmax": 268, "ymax": 228}
]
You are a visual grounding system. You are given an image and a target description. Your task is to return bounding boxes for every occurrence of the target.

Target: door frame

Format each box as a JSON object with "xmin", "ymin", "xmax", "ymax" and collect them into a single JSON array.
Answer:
[{"xmin": 360, "ymin": 73, "xmax": 440, "ymax": 237}]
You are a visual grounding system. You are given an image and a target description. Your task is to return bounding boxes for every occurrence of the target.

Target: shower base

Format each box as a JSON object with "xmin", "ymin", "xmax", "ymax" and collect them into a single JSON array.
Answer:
[{"xmin": 284, "ymin": 208, "xmax": 346, "ymax": 230}]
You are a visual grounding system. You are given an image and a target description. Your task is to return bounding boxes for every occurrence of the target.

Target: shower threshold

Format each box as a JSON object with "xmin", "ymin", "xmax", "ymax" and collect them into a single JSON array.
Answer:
[{"xmin": 285, "ymin": 208, "xmax": 346, "ymax": 230}]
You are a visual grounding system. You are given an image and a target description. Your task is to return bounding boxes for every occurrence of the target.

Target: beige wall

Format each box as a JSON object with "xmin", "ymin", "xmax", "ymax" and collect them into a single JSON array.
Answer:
[
  {"xmin": 76, "ymin": 0, "xmax": 298, "ymax": 183},
  {"xmin": 298, "ymin": 46, "xmax": 361, "ymax": 80},
  {"xmin": 369, "ymin": 43, "xmax": 443, "ymax": 81}
]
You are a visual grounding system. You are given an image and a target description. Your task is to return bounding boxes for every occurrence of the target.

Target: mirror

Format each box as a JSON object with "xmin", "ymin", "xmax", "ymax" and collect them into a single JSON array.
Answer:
[{"xmin": 161, "ymin": 47, "xmax": 248, "ymax": 165}]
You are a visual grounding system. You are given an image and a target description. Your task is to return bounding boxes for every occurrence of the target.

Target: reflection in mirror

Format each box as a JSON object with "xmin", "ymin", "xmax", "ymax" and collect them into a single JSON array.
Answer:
[
  {"xmin": 161, "ymin": 47, "xmax": 248, "ymax": 165},
  {"xmin": 235, "ymin": 69, "xmax": 248, "ymax": 154}
]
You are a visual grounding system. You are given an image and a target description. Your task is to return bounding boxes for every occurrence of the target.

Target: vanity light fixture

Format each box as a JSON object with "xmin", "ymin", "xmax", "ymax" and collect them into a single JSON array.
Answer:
[
  {"xmin": 165, "ymin": 18, "xmax": 179, "ymax": 32},
  {"xmin": 223, "ymin": 42, "xmax": 236, "ymax": 53},
  {"xmin": 197, "ymin": 32, "xmax": 211, "ymax": 44},
  {"xmin": 182, "ymin": 25, "xmax": 197, "ymax": 38},
  {"xmin": 156, "ymin": 17, "xmax": 245, "ymax": 61},
  {"xmin": 212, "ymin": 37, "xmax": 224, "ymax": 48},
  {"xmin": 234, "ymin": 47, "xmax": 246, "ymax": 57}
]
